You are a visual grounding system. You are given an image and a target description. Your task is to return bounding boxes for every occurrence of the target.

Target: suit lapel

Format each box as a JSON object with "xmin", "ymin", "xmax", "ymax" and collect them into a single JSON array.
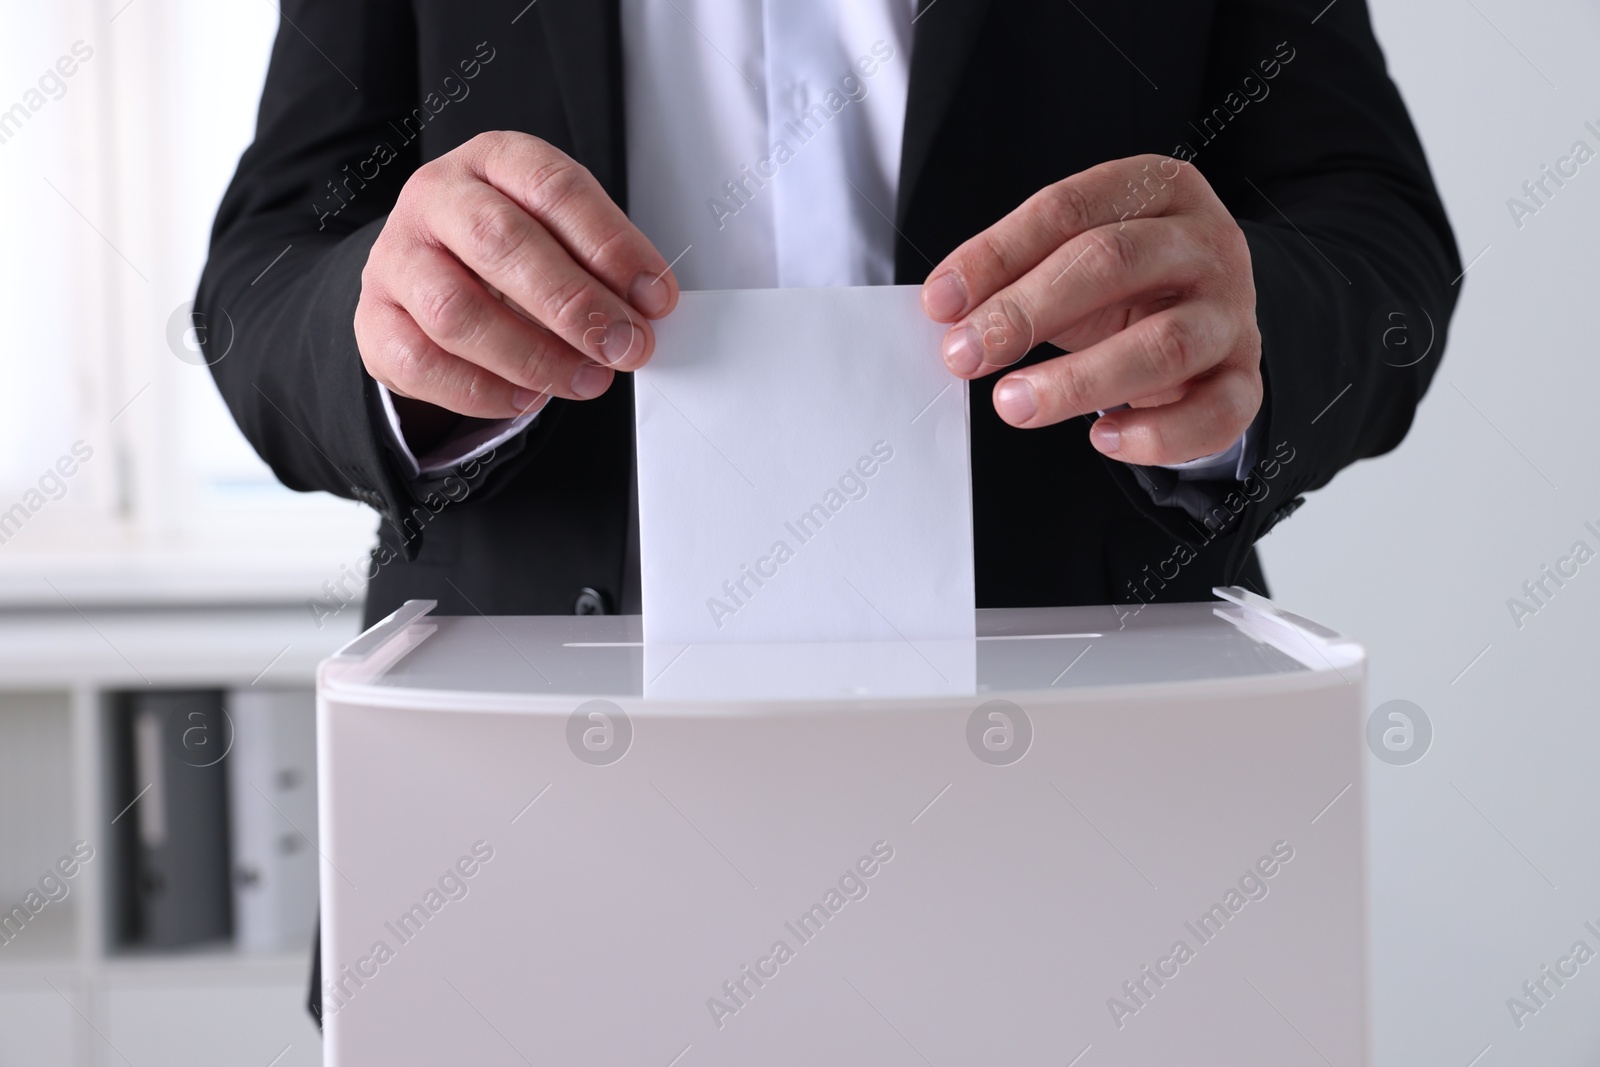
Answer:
[
  {"xmin": 897, "ymin": 0, "xmax": 992, "ymax": 229},
  {"xmin": 537, "ymin": 0, "xmax": 627, "ymax": 204}
]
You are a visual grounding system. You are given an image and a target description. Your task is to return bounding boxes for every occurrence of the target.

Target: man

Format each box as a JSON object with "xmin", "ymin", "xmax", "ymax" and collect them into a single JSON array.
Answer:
[
  {"xmin": 199, "ymin": 0, "xmax": 1459, "ymax": 638},
  {"xmin": 196, "ymin": 0, "xmax": 1465, "ymax": 639},
  {"xmin": 198, "ymin": 0, "xmax": 1456, "ymax": 1022}
]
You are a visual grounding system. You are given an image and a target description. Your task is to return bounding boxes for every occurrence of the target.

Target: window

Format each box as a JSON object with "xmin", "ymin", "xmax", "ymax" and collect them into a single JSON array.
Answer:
[{"xmin": 0, "ymin": 1, "xmax": 375, "ymax": 601}]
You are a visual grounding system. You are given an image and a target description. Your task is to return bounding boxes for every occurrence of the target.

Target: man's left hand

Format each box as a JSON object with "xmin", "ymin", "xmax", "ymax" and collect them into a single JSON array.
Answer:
[{"xmin": 921, "ymin": 154, "xmax": 1263, "ymax": 466}]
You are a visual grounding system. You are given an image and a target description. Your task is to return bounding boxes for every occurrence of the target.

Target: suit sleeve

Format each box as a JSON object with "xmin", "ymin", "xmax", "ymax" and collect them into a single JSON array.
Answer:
[
  {"xmin": 1106, "ymin": 0, "xmax": 1461, "ymax": 580},
  {"xmin": 194, "ymin": 0, "xmax": 540, "ymax": 558}
]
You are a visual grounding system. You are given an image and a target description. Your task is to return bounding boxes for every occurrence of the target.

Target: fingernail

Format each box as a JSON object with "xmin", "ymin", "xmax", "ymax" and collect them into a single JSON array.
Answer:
[
  {"xmin": 511, "ymin": 387, "xmax": 548, "ymax": 413},
  {"xmin": 923, "ymin": 272, "xmax": 967, "ymax": 320},
  {"xmin": 570, "ymin": 363, "xmax": 612, "ymax": 400},
  {"xmin": 598, "ymin": 316, "xmax": 639, "ymax": 366},
  {"xmin": 943, "ymin": 325, "xmax": 983, "ymax": 376},
  {"xmin": 994, "ymin": 377, "xmax": 1038, "ymax": 424},
  {"xmin": 1092, "ymin": 420, "xmax": 1121, "ymax": 454},
  {"xmin": 628, "ymin": 270, "xmax": 670, "ymax": 317}
]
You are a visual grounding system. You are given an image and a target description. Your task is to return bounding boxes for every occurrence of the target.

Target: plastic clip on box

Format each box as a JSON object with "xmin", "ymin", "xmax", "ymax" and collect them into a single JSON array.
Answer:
[{"xmin": 316, "ymin": 589, "xmax": 1368, "ymax": 1066}]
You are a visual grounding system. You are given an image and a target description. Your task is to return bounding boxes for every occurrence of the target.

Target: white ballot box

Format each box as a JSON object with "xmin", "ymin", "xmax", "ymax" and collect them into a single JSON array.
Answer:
[{"xmin": 317, "ymin": 589, "xmax": 1369, "ymax": 1067}]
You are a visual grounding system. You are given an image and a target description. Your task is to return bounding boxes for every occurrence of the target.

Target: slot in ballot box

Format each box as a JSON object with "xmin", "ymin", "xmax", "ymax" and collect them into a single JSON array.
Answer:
[{"xmin": 316, "ymin": 588, "xmax": 1369, "ymax": 1066}]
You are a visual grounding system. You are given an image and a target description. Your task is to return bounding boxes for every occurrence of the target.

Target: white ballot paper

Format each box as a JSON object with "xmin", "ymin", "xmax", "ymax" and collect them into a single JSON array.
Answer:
[{"xmin": 635, "ymin": 285, "xmax": 975, "ymax": 647}]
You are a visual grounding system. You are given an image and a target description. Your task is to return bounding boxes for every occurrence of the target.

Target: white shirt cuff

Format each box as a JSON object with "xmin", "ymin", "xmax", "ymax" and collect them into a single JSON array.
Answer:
[{"xmin": 376, "ymin": 383, "xmax": 545, "ymax": 478}]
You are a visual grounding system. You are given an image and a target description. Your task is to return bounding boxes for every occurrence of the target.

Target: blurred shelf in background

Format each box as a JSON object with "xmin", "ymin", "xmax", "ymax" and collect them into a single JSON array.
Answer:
[{"xmin": 0, "ymin": 605, "xmax": 358, "ymax": 1067}]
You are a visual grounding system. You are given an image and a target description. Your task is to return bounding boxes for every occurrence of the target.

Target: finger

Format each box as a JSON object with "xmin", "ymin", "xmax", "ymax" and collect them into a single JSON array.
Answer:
[
  {"xmin": 990, "ymin": 306, "xmax": 1235, "ymax": 429},
  {"xmin": 395, "ymin": 245, "xmax": 612, "ymax": 402},
  {"xmin": 941, "ymin": 219, "xmax": 1205, "ymax": 377},
  {"xmin": 360, "ymin": 299, "xmax": 601, "ymax": 420},
  {"xmin": 922, "ymin": 153, "xmax": 1196, "ymax": 322},
  {"xmin": 1046, "ymin": 304, "xmax": 1139, "ymax": 357},
  {"xmin": 1084, "ymin": 367, "xmax": 1262, "ymax": 466},
  {"xmin": 425, "ymin": 180, "xmax": 652, "ymax": 370},
  {"xmin": 458, "ymin": 132, "xmax": 679, "ymax": 319}
]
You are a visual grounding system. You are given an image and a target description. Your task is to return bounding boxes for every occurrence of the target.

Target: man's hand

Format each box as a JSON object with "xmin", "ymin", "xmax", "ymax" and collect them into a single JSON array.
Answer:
[
  {"xmin": 355, "ymin": 131, "xmax": 679, "ymax": 422},
  {"xmin": 921, "ymin": 155, "xmax": 1262, "ymax": 466}
]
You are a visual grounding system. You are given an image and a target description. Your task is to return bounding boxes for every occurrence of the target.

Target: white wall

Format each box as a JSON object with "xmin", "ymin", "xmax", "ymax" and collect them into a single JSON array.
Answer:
[{"xmin": 1260, "ymin": 2, "xmax": 1600, "ymax": 1063}]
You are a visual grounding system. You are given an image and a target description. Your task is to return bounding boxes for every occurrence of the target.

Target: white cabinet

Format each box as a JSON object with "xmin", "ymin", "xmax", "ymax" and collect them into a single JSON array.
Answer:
[
  {"xmin": 98, "ymin": 962, "xmax": 322, "ymax": 1067},
  {"xmin": 0, "ymin": 606, "xmax": 360, "ymax": 1067},
  {"xmin": 0, "ymin": 975, "xmax": 86, "ymax": 1067}
]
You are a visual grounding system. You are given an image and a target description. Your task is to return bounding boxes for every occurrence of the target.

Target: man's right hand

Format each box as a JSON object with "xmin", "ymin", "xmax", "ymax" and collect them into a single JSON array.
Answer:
[{"xmin": 355, "ymin": 131, "xmax": 679, "ymax": 421}]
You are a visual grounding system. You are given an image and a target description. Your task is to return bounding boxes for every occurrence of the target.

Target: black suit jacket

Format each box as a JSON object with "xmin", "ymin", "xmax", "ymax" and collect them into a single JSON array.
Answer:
[{"xmin": 198, "ymin": 0, "xmax": 1459, "ymax": 630}]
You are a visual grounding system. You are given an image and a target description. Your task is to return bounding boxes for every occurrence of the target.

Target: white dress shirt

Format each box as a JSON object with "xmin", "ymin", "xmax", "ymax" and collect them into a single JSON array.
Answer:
[{"xmin": 382, "ymin": 0, "xmax": 1248, "ymax": 480}]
